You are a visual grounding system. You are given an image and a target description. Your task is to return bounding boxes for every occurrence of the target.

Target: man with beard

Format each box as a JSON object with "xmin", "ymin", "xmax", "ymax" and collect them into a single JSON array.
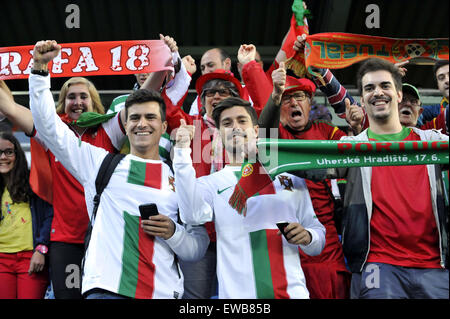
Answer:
[
  {"xmin": 173, "ymin": 96, "xmax": 325, "ymax": 298},
  {"xmin": 335, "ymin": 58, "xmax": 448, "ymax": 299},
  {"xmin": 164, "ymin": 69, "xmax": 244, "ymax": 299},
  {"xmin": 257, "ymin": 63, "xmax": 351, "ymax": 299}
]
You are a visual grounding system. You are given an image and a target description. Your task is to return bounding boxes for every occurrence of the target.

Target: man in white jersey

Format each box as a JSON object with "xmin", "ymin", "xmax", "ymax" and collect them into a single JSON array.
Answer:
[
  {"xmin": 173, "ymin": 96, "xmax": 325, "ymax": 298},
  {"xmin": 29, "ymin": 40, "xmax": 209, "ymax": 299}
]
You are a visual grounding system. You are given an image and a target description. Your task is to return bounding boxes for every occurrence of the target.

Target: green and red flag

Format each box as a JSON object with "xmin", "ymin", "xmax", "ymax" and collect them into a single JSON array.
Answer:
[
  {"xmin": 280, "ymin": 0, "xmax": 312, "ymax": 78},
  {"xmin": 228, "ymin": 138, "xmax": 449, "ymax": 214},
  {"xmin": 305, "ymin": 33, "xmax": 449, "ymax": 72},
  {"xmin": 118, "ymin": 211, "xmax": 156, "ymax": 298},
  {"xmin": 127, "ymin": 160, "xmax": 162, "ymax": 189}
]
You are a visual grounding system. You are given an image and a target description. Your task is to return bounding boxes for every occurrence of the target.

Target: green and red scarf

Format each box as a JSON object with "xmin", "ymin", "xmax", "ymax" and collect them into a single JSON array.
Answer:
[
  {"xmin": 229, "ymin": 138, "xmax": 449, "ymax": 214},
  {"xmin": 280, "ymin": 0, "xmax": 312, "ymax": 79}
]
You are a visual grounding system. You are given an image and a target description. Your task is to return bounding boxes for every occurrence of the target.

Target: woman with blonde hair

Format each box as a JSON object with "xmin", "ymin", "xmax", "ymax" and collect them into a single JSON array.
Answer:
[
  {"xmin": 0, "ymin": 76, "xmax": 126, "ymax": 299},
  {"xmin": 56, "ymin": 77, "xmax": 104, "ymax": 115}
]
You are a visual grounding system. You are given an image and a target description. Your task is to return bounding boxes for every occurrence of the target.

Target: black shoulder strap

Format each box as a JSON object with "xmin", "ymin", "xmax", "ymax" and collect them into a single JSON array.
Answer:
[
  {"xmin": 92, "ymin": 153, "xmax": 126, "ymax": 220},
  {"xmin": 83, "ymin": 152, "xmax": 125, "ymax": 272}
]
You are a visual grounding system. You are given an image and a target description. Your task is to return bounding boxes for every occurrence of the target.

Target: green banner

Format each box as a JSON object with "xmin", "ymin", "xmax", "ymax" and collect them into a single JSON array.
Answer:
[{"xmin": 257, "ymin": 139, "xmax": 449, "ymax": 177}]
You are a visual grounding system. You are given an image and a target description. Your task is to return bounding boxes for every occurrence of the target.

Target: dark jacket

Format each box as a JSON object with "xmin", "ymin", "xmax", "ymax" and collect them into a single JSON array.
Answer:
[
  {"xmin": 30, "ymin": 193, "xmax": 53, "ymax": 249},
  {"xmin": 336, "ymin": 128, "xmax": 448, "ymax": 272}
]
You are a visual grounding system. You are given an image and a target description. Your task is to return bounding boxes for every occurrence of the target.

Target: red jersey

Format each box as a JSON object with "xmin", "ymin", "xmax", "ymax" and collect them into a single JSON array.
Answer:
[
  {"xmin": 279, "ymin": 121, "xmax": 348, "ymax": 269},
  {"xmin": 34, "ymin": 118, "xmax": 123, "ymax": 244},
  {"xmin": 420, "ymin": 110, "xmax": 447, "ymax": 134},
  {"xmin": 367, "ymin": 127, "xmax": 441, "ymax": 268}
]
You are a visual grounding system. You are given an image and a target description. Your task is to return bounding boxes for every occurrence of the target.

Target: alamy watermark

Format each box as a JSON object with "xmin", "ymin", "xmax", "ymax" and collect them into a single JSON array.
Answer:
[
  {"xmin": 65, "ymin": 4, "xmax": 80, "ymax": 29},
  {"xmin": 365, "ymin": 4, "xmax": 380, "ymax": 29}
]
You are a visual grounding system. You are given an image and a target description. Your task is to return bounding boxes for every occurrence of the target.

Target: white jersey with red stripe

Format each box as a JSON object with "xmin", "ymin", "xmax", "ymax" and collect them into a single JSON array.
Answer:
[
  {"xmin": 173, "ymin": 147, "xmax": 326, "ymax": 299},
  {"xmin": 29, "ymin": 74, "xmax": 209, "ymax": 299}
]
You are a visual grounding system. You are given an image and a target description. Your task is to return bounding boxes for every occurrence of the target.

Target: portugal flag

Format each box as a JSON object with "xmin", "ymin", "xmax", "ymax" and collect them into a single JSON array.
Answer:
[
  {"xmin": 118, "ymin": 211, "xmax": 156, "ymax": 298},
  {"xmin": 127, "ymin": 160, "xmax": 162, "ymax": 189}
]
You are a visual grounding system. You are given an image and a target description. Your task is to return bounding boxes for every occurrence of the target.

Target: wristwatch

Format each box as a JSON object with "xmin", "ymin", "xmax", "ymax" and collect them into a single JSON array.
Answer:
[
  {"xmin": 35, "ymin": 244, "xmax": 48, "ymax": 255},
  {"xmin": 30, "ymin": 68, "xmax": 49, "ymax": 76}
]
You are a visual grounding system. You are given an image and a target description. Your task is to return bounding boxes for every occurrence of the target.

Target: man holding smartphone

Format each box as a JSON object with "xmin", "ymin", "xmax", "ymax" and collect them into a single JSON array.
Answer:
[
  {"xmin": 173, "ymin": 97, "xmax": 325, "ymax": 299},
  {"xmin": 28, "ymin": 40, "xmax": 209, "ymax": 299}
]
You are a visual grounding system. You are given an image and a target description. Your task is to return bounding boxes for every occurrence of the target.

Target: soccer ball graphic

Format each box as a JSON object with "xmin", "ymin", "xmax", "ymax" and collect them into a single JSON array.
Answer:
[{"xmin": 405, "ymin": 43, "xmax": 426, "ymax": 58}]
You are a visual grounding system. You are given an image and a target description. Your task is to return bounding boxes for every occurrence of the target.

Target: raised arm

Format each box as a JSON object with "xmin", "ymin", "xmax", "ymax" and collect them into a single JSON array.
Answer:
[
  {"xmin": 258, "ymin": 62, "xmax": 286, "ymax": 129},
  {"xmin": 140, "ymin": 34, "xmax": 178, "ymax": 93},
  {"xmin": 238, "ymin": 44, "xmax": 273, "ymax": 116},
  {"xmin": 173, "ymin": 119, "xmax": 215, "ymax": 225},
  {"xmin": 29, "ymin": 40, "xmax": 106, "ymax": 184},
  {"xmin": 143, "ymin": 34, "xmax": 192, "ymax": 108},
  {"xmin": 0, "ymin": 80, "xmax": 34, "ymax": 135}
]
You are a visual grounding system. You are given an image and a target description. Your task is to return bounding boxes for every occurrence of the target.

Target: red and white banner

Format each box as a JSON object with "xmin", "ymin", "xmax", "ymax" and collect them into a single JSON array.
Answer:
[{"xmin": 0, "ymin": 40, "xmax": 173, "ymax": 80}]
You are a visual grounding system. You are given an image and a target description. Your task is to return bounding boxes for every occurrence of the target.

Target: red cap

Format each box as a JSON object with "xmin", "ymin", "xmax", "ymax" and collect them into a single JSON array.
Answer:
[
  {"xmin": 284, "ymin": 76, "xmax": 316, "ymax": 96},
  {"xmin": 195, "ymin": 69, "xmax": 244, "ymax": 98}
]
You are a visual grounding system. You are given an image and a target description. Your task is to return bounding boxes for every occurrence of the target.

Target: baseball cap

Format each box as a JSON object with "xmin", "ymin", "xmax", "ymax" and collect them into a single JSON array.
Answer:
[
  {"xmin": 402, "ymin": 83, "xmax": 421, "ymax": 100},
  {"xmin": 284, "ymin": 76, "xmax": 316, "ymax": 96}
]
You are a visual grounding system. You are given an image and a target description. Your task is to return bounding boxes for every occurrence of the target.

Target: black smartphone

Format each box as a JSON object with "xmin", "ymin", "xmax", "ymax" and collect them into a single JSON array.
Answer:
[
  {"xmin": 139, "ymin": 203, "xmax": 159, "ymax": 220},
  {"xmin": 276, "ymin": 221, "xmax": 290, "ymax": 238}
]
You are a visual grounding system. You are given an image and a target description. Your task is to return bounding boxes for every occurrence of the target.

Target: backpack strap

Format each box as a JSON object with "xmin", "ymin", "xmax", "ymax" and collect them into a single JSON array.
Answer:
[
  {"xmin": 83, "ymin": 153, "xmax": 125, "ymax": 273},
  {"xmin": 92, "ymin": 153, "xmax": 126, "ymax": 220}
]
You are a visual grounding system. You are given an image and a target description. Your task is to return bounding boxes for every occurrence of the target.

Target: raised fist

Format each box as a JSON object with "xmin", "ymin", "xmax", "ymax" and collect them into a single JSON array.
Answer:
[
  {"xmin": 237, "ymin": 44, "xmax": 256, "ymax": 65},
  {"xmin": 33, "ymin": 40, "xmax": 61, "ymax": 66}
]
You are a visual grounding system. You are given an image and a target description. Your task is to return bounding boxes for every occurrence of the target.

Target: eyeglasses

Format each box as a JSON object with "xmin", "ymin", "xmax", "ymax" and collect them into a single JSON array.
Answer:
[
  {"xmin": 281, "ymin": 92, "xmax": 309, "ymax": 105},
  {"xmin": 400, "ymin": 96, "xmax": 420, "ymax": 106},
  {"xmin": 203, "ymin": 88, "xmax": 232, "ymax": 98},
  {"xmin": 0, "ymin": 149, "xmax": 15, "ymax": 157}
]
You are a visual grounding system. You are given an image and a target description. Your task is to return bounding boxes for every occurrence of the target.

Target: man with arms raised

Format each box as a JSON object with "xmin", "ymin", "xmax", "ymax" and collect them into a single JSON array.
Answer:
[{"xmin": 29, "ymin": 40, "xmax": 208, "ymax": 299}]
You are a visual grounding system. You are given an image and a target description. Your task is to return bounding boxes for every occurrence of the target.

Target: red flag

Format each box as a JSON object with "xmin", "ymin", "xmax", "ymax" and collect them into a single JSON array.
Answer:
[
  {"xmin": 280, "ymin": 0, "xmax": 310, "ymax": 78},
  {"xmin": 29, "ymin": 138, "xmax": 53, "ymax": 204},
  {"xmin": 0, "ymin": 40, "xmax": 173, "ymax": 80}
]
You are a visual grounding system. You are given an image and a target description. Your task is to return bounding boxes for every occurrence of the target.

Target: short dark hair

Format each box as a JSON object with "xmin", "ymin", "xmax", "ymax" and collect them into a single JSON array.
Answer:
[
  {"xmin": 200, "ymin": 79, "xmax": 240, "ymax": 102},
  {"xmin": 215, "ymin": 48, "xmax": 231, "ymax": 62},
  {"xmin": 125, "ymin": 89, "xmax": 166, "ymax": 122},
  {"xmin": 433, "ymin": 59, "xmax": 449, "ymax": 78},
  {"xmin": 212, "ymin": 97, "xmax": 257, "ymax": 128},
  {"xmin": 356, "ymin": 58, "xmax": 402, "ymax": 95}
]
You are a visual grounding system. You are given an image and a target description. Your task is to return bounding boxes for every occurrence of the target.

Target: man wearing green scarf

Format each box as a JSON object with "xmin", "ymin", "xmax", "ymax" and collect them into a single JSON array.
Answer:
[{"xmin": 173, "ymin": 96, "xmax": 325, "ymax": 299}]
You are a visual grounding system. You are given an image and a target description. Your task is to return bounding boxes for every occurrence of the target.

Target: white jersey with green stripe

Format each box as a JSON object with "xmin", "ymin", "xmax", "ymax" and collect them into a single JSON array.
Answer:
[
  {"xmin": 30, "ymin": 74, "xmax": 209, "ymax": 299},
  {"xmin": 173, "ymin": 148, "xmax": 326, "ymax": 299}
]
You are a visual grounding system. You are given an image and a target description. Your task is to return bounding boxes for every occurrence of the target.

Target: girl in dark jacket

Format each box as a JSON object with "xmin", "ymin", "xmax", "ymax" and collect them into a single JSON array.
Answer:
[{"xmin": 0, "ymin": 131, "xmax": 53, "ymax": 298}]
